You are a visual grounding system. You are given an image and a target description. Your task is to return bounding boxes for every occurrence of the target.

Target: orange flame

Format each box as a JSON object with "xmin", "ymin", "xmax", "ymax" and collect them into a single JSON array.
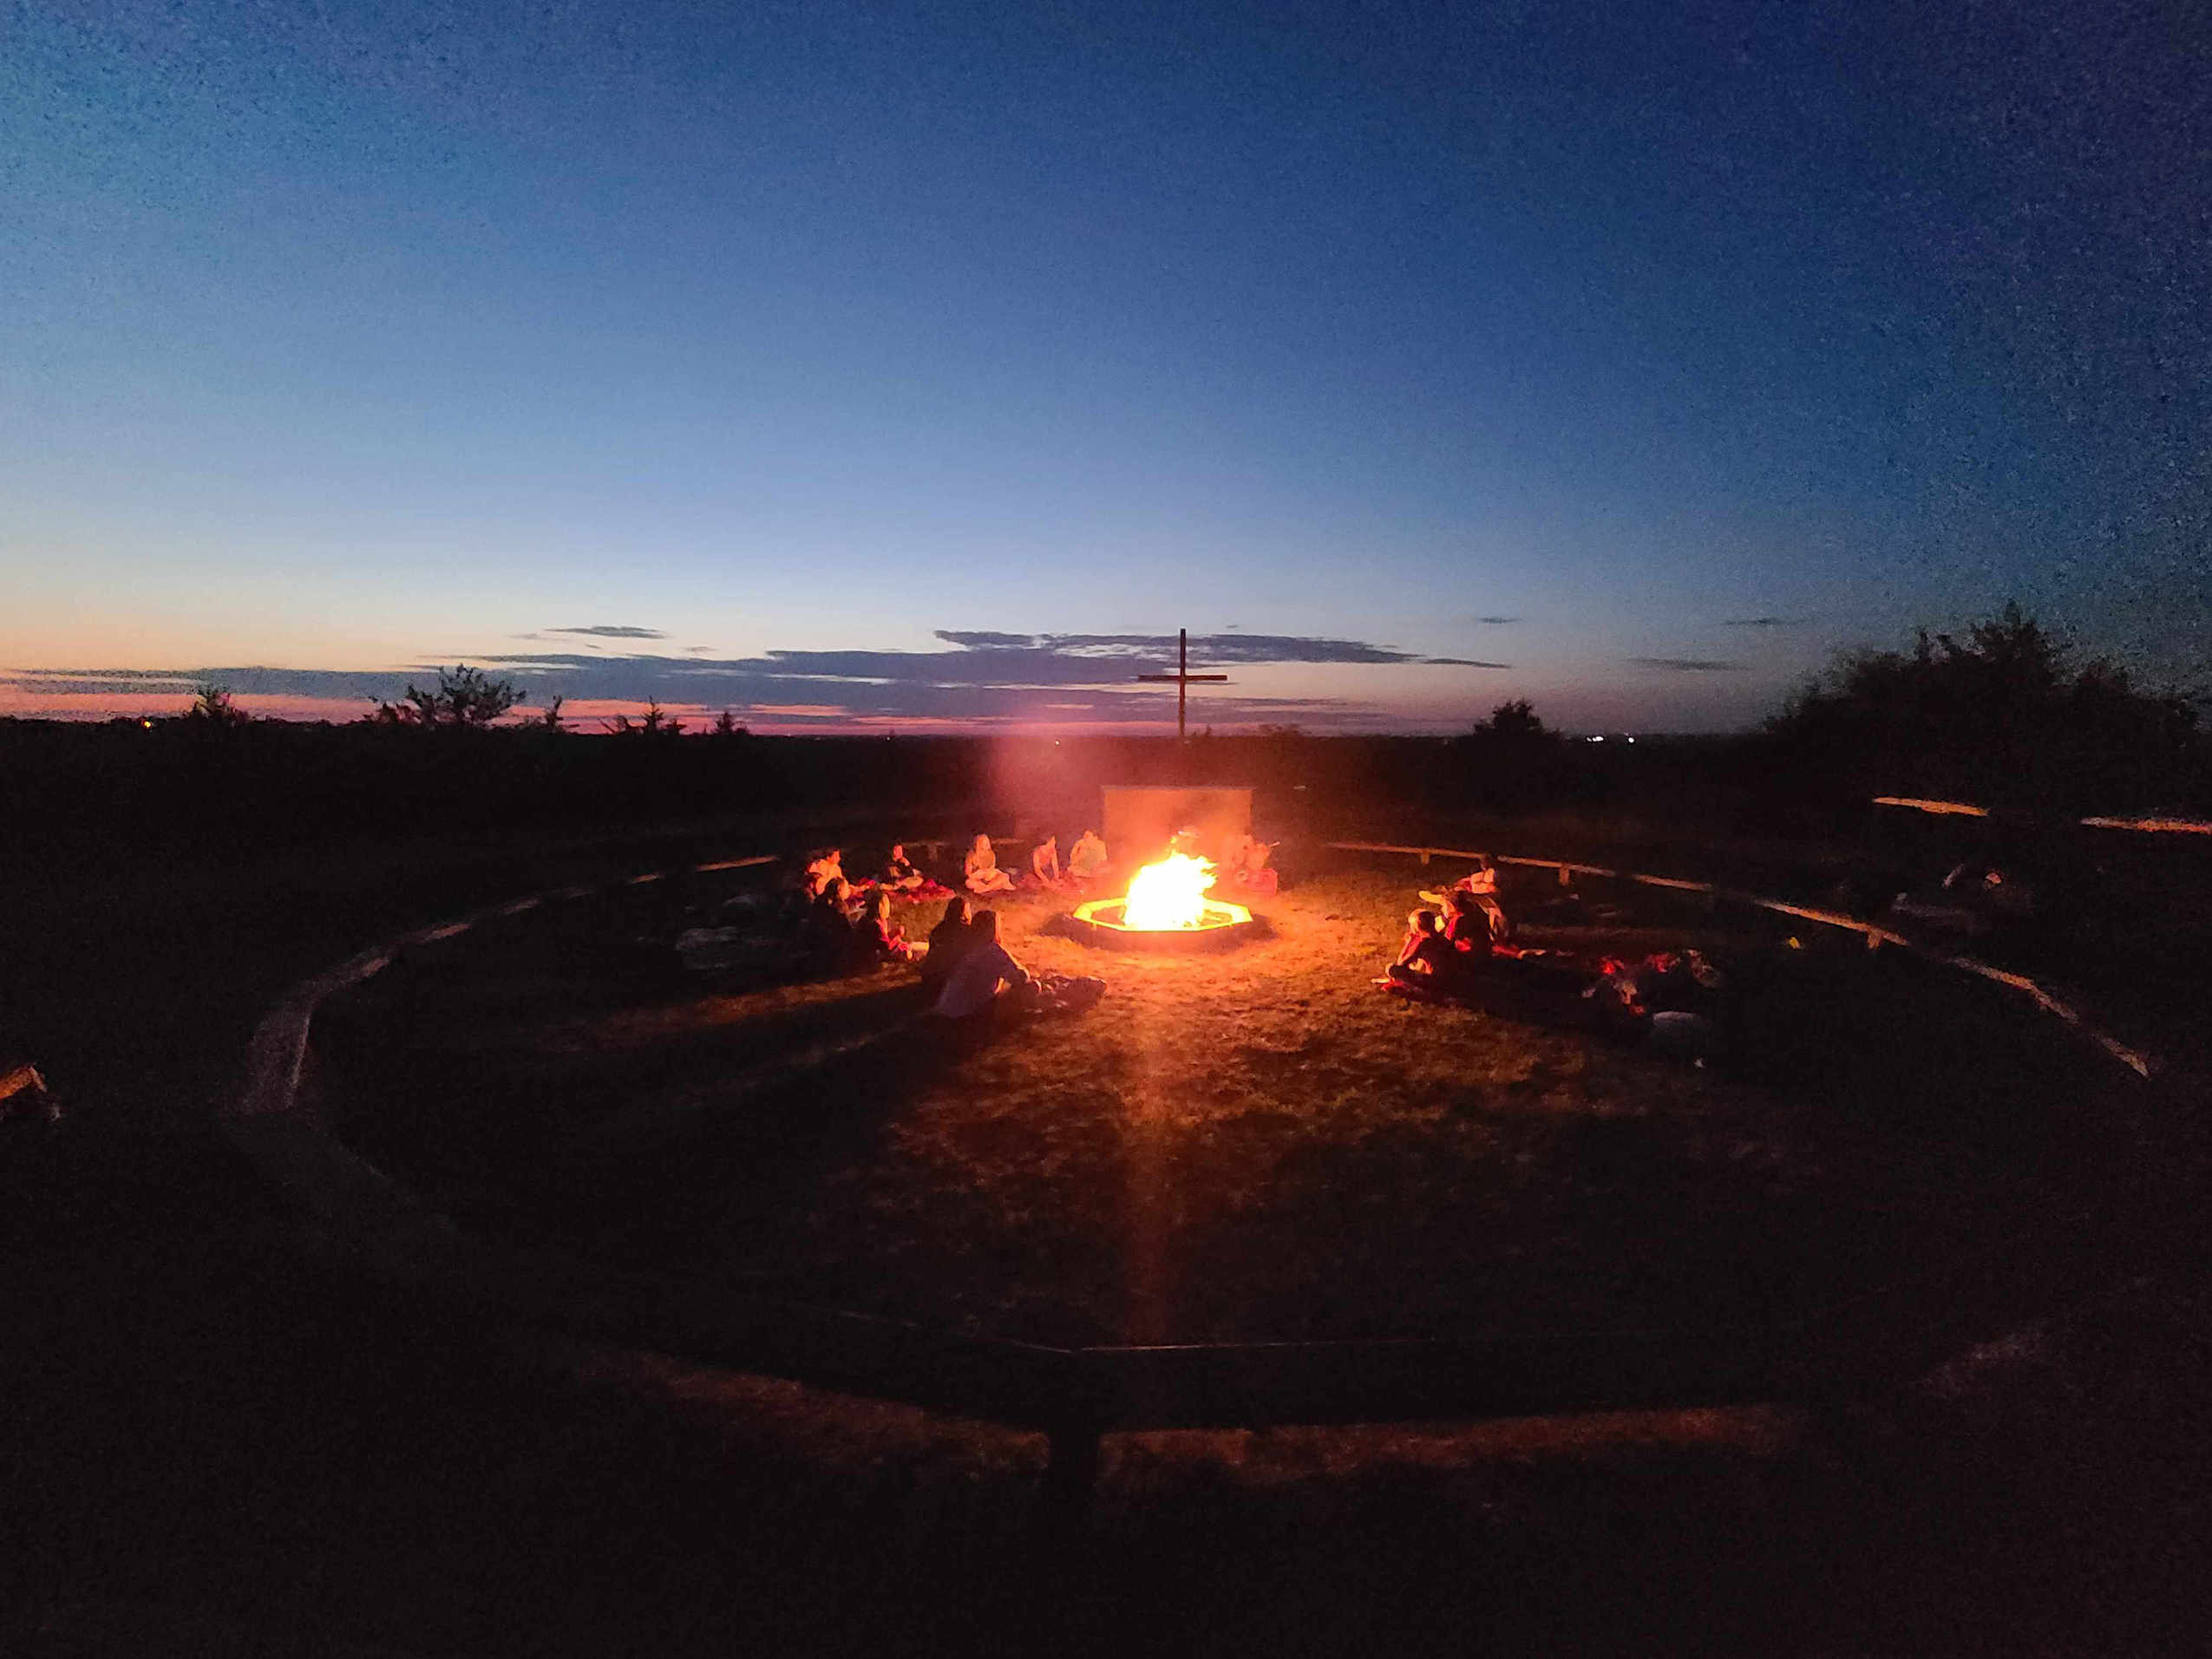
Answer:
[{"xmin": 1122, "ymin": 851, "xmax": 1217, "ymax": 930}]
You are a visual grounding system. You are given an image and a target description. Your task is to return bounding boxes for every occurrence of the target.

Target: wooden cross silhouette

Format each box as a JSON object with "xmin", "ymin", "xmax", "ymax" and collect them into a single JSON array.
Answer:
[{"xmin": 1135, "ymin": 629, "xmax": 1229, "ymax": 740}]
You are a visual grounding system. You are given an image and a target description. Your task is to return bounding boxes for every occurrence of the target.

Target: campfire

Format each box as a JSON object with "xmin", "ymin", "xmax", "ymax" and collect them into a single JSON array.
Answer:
[
  {"xmin": 1066, "ymin": 850, "xmax": 1257, "ymax": 951},
  {"xmin": 1122, "ymin": 851, "xmax": 1231, "ymax": 930}
]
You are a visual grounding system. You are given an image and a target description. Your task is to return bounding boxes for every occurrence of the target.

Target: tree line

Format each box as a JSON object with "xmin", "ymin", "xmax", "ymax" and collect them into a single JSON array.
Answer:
[{"xmin": 10, "ymin": 604, "xmax": 2198, "ymax": 878}]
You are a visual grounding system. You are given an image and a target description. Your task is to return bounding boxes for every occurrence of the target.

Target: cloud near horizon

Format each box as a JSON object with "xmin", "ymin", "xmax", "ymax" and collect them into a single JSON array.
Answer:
[
  {"xmin": 1, "ymin": 630, "xmax": 1502, "ymax": 730},
  {"xmin": 1631, "ymin": 657, "xmax": 1751, "ymax": 673},
  {"xmin": 928, "ymin": 630, "xmax": 1484, "ymax": 667}
]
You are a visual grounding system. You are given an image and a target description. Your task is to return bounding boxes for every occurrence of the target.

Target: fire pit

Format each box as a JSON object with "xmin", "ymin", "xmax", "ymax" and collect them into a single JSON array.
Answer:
[{"xmin": 1063, "ymin": 852, "xmax": 1261, "ymax": 952}]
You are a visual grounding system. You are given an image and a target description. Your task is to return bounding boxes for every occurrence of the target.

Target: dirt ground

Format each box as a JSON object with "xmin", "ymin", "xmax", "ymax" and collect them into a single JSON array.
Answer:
[{"xmin": 317, "ymin": 860, "xmax": 2117, "ymax": 1351}]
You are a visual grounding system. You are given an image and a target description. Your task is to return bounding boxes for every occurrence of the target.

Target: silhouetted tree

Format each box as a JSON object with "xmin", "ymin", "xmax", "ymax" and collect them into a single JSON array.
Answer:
[
  {"xmin": 1470, "ymin": 699, "xmax": 1550, "ymax": 743},
  {"xmin": 183, "ymin": 683, "xmax": 249, "ymax": 727},
  {"xmin": 710, "ymin": 708, "xmax": 749, "ymax": 738},
  {"xmin": 606, "ymin": 700, "xmax": 684, "ymax": 737},
  {"xmin": 368, "ymin": 665, "xmax": 522, "ymax": 728},
  {"xmin": 532, "ymin": 696, "xmax": 567, "ymax": 732}
]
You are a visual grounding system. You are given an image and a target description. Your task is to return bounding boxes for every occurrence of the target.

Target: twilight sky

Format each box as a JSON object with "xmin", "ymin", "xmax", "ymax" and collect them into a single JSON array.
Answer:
[{"xmin": 3, "ymin": 1, "xmax": 2206, "ymax": 731}]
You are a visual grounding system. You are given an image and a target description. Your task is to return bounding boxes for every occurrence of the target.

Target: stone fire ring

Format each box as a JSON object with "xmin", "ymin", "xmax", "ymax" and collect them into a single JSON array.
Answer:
[{"xmin": 1062, "ymin": 896, "xmax": 1262, "ymax": 953}]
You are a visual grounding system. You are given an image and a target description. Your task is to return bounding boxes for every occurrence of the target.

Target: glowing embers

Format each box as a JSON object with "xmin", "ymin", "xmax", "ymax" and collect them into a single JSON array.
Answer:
[{"xmin": 1067, "ymin": 851, "xmax": 1258, "ymax": 951}]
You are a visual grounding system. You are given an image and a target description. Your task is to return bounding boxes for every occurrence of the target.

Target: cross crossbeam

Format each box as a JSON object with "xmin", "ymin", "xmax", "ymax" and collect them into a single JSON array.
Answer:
[{"xmin": 1135, "ymin": 629, "xmax": 1229, "ymax": 739}]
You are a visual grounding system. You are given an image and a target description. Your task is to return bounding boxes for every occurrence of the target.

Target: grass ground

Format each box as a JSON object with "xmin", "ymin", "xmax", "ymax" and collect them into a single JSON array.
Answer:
[
  {"xmin": 4, "ymin": 829, "xmax": 2206, "ymax": 1654},
  {"xmin": 317, "ymin": 859, "xmax": 2117, "ymax": 1352}
]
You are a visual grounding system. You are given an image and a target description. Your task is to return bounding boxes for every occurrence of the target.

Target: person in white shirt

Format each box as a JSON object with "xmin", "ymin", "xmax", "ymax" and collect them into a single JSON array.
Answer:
[
  {"xmin": 933, "ymin": 909, "xmax": 1032, "ymax": 1020},
  {"xmin": 803, "ymin": 847, "xmax": 845, "ymax": 897},
  {"xmin": 964, "ymin": 833, "xmax": 1017, "ymax": 895},
  {"xmin": 1068, "ymin": 829, "xmax": 1109, "ymax": 883}
]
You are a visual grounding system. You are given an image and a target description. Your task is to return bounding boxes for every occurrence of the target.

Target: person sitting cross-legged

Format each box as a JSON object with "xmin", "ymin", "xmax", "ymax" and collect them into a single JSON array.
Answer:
[
  {"xmin": 881, "ymin": 843, "xmax": 927, "ymax": 893},
  {"xmin": 965, "ymin": 833, "xmax": 1018, "ymax": 896},
  {"xmin": 1068, "ymin": 829, "xmax": 1109, "ymax": 885}
]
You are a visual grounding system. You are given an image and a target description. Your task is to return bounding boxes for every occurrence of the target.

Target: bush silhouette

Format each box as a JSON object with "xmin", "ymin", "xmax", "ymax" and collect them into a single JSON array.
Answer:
[
  {"xmin": 1768, "ymin": 603, "xmax": 2202, "ymax": 810},
  {"xmin": 183, "ymin": 683, "xmax": 250, "ymax": 727},
  {"xmin": 367, "ymin": 665, "xmax": 523, "ymax": 729}
]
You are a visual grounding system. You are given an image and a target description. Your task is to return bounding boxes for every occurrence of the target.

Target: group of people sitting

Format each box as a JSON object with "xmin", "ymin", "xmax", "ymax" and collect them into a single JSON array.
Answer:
[
  {"xmin": 918, "ymin": 895, "xmax": 1105, "ymax": 1023},
  {"xmin": 807, "ymin": 826, "xmax": 1277, "ymax": 905},
  {"xmin": 1384, "ymin": 856, "xmax": 1521, "ymax": 996},
  {"xmin": 782, "ymin": 846, "xmax": 1109, "ymax": 1020},
  {"xmin": 1583, "ymin": 946, "xmax": 1716, "ymax": 1026},
  {"xmin": 1585, "ymin": 950, "xmax": 1724, "ymax": 1055},
  {"xmin": 803, "ymin": 844, "xmax": 952, "ymax": 903},
  {"xmin": 802, "ymin": 833, "xmax": 1116, "ymax": 900},
  {"xmin": 1381, "ymin": 853, "xmax": 1724, "ymax": 1061},
  {"xmin": 1417, "ymin": 854, "xmax": 1509, "ymax": 944},
  {"xmin": 795, "ymin": 878, "xmax": 922, "ymax": 974},
  {"xmin": 963, "ymin": 830, "xmax": 1110, "ymax": 896}
]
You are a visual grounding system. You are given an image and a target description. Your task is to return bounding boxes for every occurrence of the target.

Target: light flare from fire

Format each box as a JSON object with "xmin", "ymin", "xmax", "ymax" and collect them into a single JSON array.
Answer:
[{"xmin": 1122, "ymin": 851, "xmax": 1217, "ymax": 930}]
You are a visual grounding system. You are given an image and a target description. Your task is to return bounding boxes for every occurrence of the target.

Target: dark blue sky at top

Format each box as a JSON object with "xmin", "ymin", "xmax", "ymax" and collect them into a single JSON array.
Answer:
[{"xmin": 3, "ymin": 0, "xmax": 2205, "ymax": 729}]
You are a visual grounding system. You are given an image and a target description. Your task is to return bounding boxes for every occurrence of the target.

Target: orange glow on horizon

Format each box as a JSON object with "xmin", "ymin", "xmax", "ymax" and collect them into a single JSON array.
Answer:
[{"xmin": 0, "ymin": 684, "xmax": 1309, "ymax": 737}]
